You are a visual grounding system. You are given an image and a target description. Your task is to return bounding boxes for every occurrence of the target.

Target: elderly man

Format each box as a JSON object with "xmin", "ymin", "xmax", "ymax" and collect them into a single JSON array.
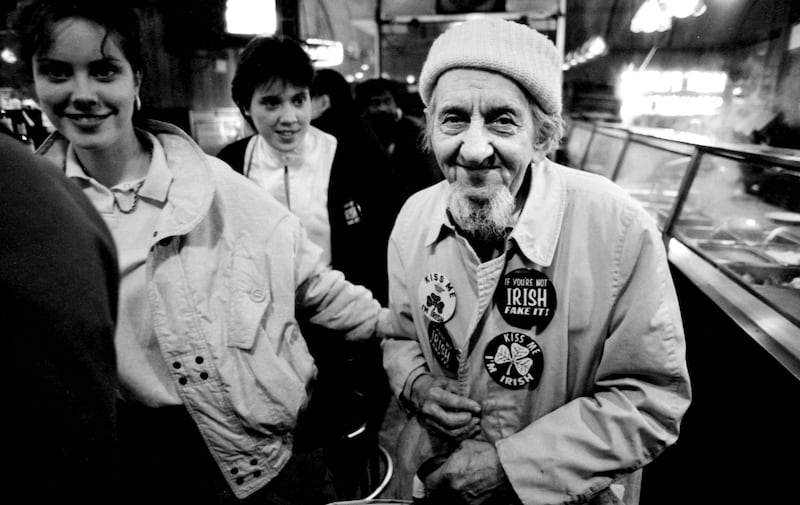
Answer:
[{"xmin": 382, "ymin": 18, "xmax": 691, "ymax": 505}]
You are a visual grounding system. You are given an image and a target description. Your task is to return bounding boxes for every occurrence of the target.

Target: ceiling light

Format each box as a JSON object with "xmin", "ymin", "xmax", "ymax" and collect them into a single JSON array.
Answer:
[
  {"xmin": 1, "ymin": 48, "xmax": 17, "ymax": 64},
  {"xmin": 631, "ymin": 0, "xmax": 672, "ymax": 33},
  {"xmin": 662, "ymin": 0, "xmax": 706, "ymax": 19}
]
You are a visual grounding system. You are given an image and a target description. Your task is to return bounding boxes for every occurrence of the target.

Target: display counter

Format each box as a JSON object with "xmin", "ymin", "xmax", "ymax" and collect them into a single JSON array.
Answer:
[
  {"xmin": 565, "ymin": 121, "xmax": 800, "ymax": 379},
  {"xmin": 565, "ymin": 121, "xmax": 800, "ymax": 504}
]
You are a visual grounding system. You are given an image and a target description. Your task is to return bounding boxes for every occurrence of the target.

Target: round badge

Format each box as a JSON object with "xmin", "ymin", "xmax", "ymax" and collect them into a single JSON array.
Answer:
[
  {"xmin": 428, "ymin": 322, "xmax": 459, "ymax": 374},
  {"xmin": 495, "ymin": 268, "xmax": 557, "ymax": 333},
  {"xmin": 418, "ymin": 272, "xmax": 456, "ymax": 323},
  {"xmin": 483, "ymin": 332, "xmax": 543, "ymax": 390}
]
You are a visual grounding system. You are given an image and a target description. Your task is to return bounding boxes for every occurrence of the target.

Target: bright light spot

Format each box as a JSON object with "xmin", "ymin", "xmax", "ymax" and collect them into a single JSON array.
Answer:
[
  {"xmin": 405, "ymin": 75, "xmax": 416, "ymax": 84},
  {"xmin": 355, "ymin": 71, "xmax": 364, "ymax": 80},
  {"xmin": 619, "ymin": 68, "xmax": 727, "ymax": 122},
  {"xmin": 685, "ymin": 71, "xmax": 726, "ymax": 93},
  {"xmin": 733, "ymin": 86, "xmax": 743, "ymax": 96},
  {"xmin": 304, "ymin": 38, "xmax": 343, "ymax": 68},
  {"xmin": 1, "ymin": 47, "xmax": 17, "ymax": 64},
  {"xmin": 360, "ymin": 64, "xmax": 369, "ymax": 71},
  {"xmin": 663, "ymin": 0, "xmax": 707, "ymax": 19},
  {"xmin": 585, "ymin": 36, "xmax": 607, "ymax": 57},
  {"xmin": 630, "ymin": 0, "xmax": 672, "ymax": 33},
  {"xmin": 345, "ymin": 75, "xmax": 355, "ymax": 83},
  {"xmin": 226, "ymin": 0, "xmax": 277, "ymax": 35}
]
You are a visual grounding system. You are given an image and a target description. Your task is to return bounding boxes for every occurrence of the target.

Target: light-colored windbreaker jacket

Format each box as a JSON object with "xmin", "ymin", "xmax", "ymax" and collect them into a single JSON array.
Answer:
[
  {"xmin": 39, "ymin": 120, "xmax": 382, "ymax": 499},
  {"xmin": 382, "ymin": 159, "xmax": 691, "ymax": 505}
]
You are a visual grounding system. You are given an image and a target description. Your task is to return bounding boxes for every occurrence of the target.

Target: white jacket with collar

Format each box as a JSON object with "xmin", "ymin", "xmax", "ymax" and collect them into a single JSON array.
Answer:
[
  {"xmin": 383, "ymin": 159, "xmax": 691, "ymax": 505},
  {"xmin": 38, "ymin": 120, "xmax": 382, "ymax": 499}
]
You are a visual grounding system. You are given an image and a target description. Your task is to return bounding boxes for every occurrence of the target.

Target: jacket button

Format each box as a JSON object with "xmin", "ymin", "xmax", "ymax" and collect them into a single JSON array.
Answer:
[
  {"xmin": 200, "ymin": 372, "xmax": 209, "ymax": 380},
  {"xmin": 249, "ymin": 288, "xmax": 266, "ymax": 302},
  {"xmin": 253, "ymin": 470, "xmax": 261, "ymax": 478},
  {"xmin": 250, "ymin": 459, "xmax": 258, "ymax": 465},
  {"xmin": 178, "ymin": 377, "xmax": 188, "ymax": 385},
  {"xmin": 236, "ymin": 477, "xmax": 245, "ymax": 485},
  {"xmin": 172, "ymin": 361, "xmax": 181, "ymax": 369},
  {"xmin": 230, "ymin": 468, "xmax": 239, "ymax": 475},
  {"xmin": 195, "ymin": 356, "xmax": 204, "ymax": 364}
]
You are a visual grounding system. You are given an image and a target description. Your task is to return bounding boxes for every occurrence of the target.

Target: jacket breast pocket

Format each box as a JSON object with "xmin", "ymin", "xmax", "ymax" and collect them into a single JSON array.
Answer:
[{"xmin": 223, "ymin": 240, "xmax": 314, "ymax": 430}]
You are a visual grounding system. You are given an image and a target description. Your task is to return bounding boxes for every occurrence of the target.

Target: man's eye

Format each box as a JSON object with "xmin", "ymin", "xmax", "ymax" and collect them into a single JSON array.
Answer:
[
  {"xmin": 492, "ymin": 114, "xmax": 516, "ymax": 126},
  {"xmin": 440, "ymin": 113, "xmax": 465, "ymax": 124}
]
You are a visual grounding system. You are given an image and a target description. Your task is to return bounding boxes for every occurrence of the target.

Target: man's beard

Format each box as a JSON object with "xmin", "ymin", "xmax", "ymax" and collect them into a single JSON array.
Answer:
[{"xmin": 447, "ymin": 182, "xmax": 515, "ymax": 247}]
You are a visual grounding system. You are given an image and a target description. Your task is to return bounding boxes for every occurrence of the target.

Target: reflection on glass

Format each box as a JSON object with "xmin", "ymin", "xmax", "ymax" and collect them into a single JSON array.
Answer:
[
  {"xmin": 583, "ymin": 130, "xmax": 625, "ymax": 178},
  {"xmin": 614, "ymin": 142, "xmax": 691, "ymax": 226}
]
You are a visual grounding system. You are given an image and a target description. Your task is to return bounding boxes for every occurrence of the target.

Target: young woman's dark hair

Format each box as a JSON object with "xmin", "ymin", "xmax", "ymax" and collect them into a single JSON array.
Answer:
[
  {"xmin": 12, "ymin": 0, "xmax": 145, "ymax": 79},
  {"xmin": 231, "ymin": 35, "xmax": 314, "ymax": 128}
]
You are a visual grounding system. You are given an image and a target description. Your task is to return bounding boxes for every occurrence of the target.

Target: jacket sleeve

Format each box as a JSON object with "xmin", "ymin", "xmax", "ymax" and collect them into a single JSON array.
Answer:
[
  {"xmin": 496, "ymin": 210, "xmax": 692, "ymax": 505},
  {"xmin": 291, "ymin": 216, "xmax": 381, "ymax": 341},
  {"xmin": 380, "ymin": 226, "xmax": 429, "ymax": 400}
]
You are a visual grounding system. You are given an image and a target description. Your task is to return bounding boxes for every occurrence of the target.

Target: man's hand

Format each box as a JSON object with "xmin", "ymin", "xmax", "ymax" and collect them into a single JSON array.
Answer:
[
  {"xmin": 411, "ymin": 374, "xmax": 481, "ymax": 440},
  {"xmin": 424, "ymin": 440, "xmax": 513, "ymax": 505}
]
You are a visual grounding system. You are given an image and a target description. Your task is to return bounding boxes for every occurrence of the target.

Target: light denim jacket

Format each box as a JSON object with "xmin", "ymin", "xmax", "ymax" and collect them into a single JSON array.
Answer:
[
  {"xmin": 39, "ymin": 120, "xmax": 383, "ymax": 499},
  {"xmin": 382, "ymin": 159, "xmax": 691, "ymax": 505}
]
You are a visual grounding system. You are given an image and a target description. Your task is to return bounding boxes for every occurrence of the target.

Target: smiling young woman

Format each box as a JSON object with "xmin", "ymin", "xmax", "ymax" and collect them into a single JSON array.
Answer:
[{"xmin": 13, "ymin": 2, "xmax": 388, "ymax": 504}]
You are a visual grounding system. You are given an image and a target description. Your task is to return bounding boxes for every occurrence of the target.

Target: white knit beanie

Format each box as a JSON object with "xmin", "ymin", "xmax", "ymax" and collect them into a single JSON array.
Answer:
[{"xmin": 418, "ymin": 18, "xmax": 562, "ymax": 115}]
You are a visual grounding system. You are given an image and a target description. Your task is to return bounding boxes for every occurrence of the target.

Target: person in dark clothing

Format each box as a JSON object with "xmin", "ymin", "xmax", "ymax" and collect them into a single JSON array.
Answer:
[
  {"xmin": 355, "ymin": 78, "xmax": 443, "ymax": 208},
  {"xmin": 311, "ymin": 68, "xmax": 402, "ymax": 222},
  {"xmin": 0, "ymin": 129, "xmax": 120, "ymax": 503},
  {"xmin": 218, "ymin": 36, "xmax": 394, "ymax": 501}
]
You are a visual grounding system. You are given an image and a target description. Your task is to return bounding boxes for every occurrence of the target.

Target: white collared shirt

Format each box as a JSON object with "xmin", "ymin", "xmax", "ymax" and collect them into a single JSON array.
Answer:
[{"xmin": 66, "ymin": 132, "xmax": 180, "ymax": 406}]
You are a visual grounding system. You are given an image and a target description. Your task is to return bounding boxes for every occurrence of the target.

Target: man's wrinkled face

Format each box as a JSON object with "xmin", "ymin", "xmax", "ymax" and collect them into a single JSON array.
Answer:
[{"xmin": 428, "ymin": 69, "xmax": 542, "ymax": 245}]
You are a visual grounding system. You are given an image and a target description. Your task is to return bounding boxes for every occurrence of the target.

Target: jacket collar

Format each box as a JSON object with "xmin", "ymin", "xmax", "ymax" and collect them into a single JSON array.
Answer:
[
  {"xmin": 425, "ymin": 159, "xmax": 566, "ymax": 267},
  {"xmin": 38, "ymin": 119, "xmax": 215, "ymax": 243}
]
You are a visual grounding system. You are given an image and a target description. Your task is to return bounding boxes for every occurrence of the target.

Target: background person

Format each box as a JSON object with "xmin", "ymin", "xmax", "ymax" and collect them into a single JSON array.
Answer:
[
  {"xmin": 217, "ymin": 36, "xmax": 394, "ymax": 500},
  {"xmin": 381, "ymin": 18, "xmax": 691, "ymax": 505},
  {"xmin": 1, "ymin": 127, "xmax": 120, "ymax": 503},
  {"xmin": 15, "ymin": 2, "xmax": 386, "ymax": 503},
  {"xmin": 355, "ymin": 77, "xmax": 443, "ymax": 210}
]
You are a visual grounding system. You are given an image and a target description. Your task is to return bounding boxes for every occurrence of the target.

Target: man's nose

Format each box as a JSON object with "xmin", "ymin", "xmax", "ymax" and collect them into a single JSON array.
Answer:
[{"xmin": 458, "ymin": 123, "xmax": 494, "ymax": 165}]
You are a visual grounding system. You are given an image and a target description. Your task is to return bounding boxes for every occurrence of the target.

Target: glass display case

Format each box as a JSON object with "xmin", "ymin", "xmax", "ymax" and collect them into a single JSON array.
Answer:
[{"xmin": 566, "ymin": 121, "xmax": 800, "ymax": 368}]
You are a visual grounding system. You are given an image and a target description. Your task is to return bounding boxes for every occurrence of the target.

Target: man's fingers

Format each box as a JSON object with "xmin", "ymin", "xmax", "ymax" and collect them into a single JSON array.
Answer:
[
  {"xmin": 423, "ymin": 402, "xmax": 474, "ymax": 426},
  {"xmin": 428, "ymin": 386, "xmax": 482, "ymax": 413},
  {"xmin": 423, "ymin": 413, "xmax": 480, "ymax": 439}
]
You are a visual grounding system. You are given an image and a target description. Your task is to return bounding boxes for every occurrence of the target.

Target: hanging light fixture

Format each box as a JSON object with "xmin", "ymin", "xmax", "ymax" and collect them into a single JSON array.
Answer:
[
  {"xmin": 630, "ymin": 0, "xmax": 706, "ymax": 33},
  {"xmin": 563, "ymin": 36, "xmax": 608, "ymax": 71},
  {"xmin": 630, "ymin": 0, "xmax": 672, "ymax": 33},
  {"xmin": 662, "ymin": 0, "xmax": 707, "ymax": 19}
]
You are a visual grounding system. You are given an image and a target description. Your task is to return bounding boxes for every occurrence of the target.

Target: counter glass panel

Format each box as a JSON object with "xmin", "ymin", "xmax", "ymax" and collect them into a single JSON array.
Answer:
[
  {"xmin": 613, "ymin": 141, "xmax": 691, "ymax": 226},
  {"xmin": 564, "ymin": 123, "xmax": 593, "ymax": 168},
  {"xmin": 672, "ymin": 152, "xmax": 800, "ymax": 324},
  {"xmin": 583, "ymin": 129, "xmax": 626, "ymax": 178}
]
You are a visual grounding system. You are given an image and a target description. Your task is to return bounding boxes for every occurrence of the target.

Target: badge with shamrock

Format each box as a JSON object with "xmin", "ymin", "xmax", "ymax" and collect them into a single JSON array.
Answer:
[
  {"xmin": 483, "ymin": 332, "xmax": 544, "ymax": 390},
  {"xmin": 418, "ymin": 272, "xmax": 456, "ymax": 323}
]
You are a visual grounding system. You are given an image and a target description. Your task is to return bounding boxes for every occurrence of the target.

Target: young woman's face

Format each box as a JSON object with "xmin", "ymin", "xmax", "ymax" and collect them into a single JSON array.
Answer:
[
  {"xmin": 33, "ymin": 18, "xmax": 140, "ymax": 153},
  {"xmin": 246, "ymin": 79, "xmax": 311, "ymax": 153}
]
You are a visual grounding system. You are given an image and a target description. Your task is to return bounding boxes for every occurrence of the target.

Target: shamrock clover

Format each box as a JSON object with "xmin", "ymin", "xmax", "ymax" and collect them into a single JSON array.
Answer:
[
  {"xmin": 426, "ymin": 292, "xmax": 444, "ymax": 316},
  {"xmin": 493, "ymin": 342, "xmax": 533, "ymax": 377}
]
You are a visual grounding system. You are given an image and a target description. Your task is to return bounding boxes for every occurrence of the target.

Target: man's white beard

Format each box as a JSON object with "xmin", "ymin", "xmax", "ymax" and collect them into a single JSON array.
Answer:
[{"xmin": 447, "ymin": 182, "xmax": 515, "ymax": 246}]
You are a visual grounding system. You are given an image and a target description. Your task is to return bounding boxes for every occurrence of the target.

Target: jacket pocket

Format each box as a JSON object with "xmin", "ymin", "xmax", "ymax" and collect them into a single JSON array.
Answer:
[{"xmin": 223, "ymin": 239, "xmax": 314, "ymax": 430}]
